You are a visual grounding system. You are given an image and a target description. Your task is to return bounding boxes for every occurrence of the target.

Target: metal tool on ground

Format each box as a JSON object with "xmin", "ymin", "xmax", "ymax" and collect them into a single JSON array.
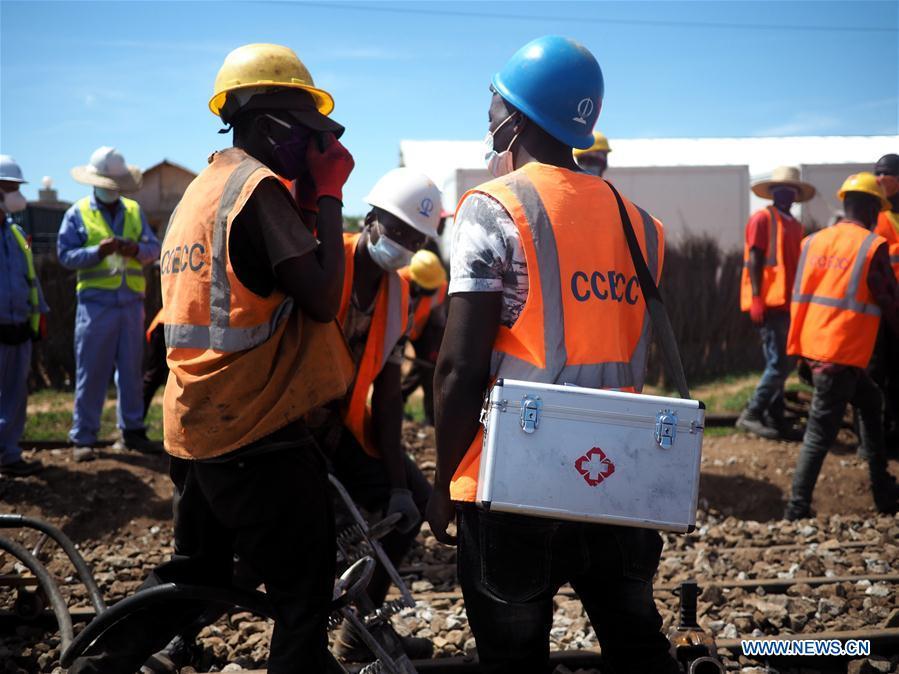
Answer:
[{"xmin": 667, "ymin": 580, "xmax": 725, "ymax": 674}]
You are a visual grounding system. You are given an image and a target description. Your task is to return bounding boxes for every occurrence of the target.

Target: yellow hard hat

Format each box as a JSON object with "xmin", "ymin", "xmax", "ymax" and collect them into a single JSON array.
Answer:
[
  {"xmin": 409, "ymin": 250, "xmax": 447, "ymax": 290},
  {"xmin": 573, "ymin": 131, "xmax": 611, "ymax": 157},
  {"xmin": 837, "ymin": 172, "xmax": 890, "ymax": 211},
  {"xmin": 209, "ymin": 43, "xmax": 334, "ymax": 118}
]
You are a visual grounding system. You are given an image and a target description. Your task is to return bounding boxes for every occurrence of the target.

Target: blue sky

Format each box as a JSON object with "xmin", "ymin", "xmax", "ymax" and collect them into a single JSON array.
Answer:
[{"xmin": 2, "ymin": 0, "xmax": 897, "ymax": 216}]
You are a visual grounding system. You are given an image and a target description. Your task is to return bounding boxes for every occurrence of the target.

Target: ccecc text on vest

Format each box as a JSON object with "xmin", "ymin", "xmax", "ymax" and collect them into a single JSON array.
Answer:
[
  {"xmin": 571, "ymin": 270, "xmax": 640, "ymax": 304},
  {"xmin": 160, "ymin": 243, "xmax": 207, "ymax": 276}
]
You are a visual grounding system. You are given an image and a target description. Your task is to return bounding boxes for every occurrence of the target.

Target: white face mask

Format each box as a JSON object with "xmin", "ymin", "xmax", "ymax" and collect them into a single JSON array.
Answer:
[
  {"xmin": 0, "ymin": 189, "xmax": 27, "ymax": 214},
  {"xmin": 94, "ymin": 187, "xmax": 120, "ymax": 204},
  {"xmin": 366, "ymin": 226, "xmax": 414, "ymax": 271},
  {"xmin": 483, "ymin": 114, "xmax": 520, "ymax": 178}
]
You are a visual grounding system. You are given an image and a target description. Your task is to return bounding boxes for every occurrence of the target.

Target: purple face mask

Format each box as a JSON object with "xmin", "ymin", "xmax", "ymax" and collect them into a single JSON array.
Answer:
[{"xmin": 265, "ymin": 114, "xmax": 311, "ymax": 180}]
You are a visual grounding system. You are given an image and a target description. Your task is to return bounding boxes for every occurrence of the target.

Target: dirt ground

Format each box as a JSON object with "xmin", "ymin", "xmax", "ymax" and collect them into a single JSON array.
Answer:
[
  {"xmin": 2, "ymin": 423, "xmax": 896, "ymax": 555},
  {"xmin": 1, "ymin": 423, "xmax": 897, "ymax": 673}
]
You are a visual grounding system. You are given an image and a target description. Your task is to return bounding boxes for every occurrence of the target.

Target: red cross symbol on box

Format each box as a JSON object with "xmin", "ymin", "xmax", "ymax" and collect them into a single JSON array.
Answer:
[{"xmin": 574, "ymin": 447, "xmax": 615, "ymax": 487}]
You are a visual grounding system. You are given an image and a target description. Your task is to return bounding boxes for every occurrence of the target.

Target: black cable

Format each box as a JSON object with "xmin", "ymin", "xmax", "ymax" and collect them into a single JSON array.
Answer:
[
  {"xmin": 0, "ymin": 535, "xmax": 74, "ymax": 652},
  {"xmin": 268, "ymin": 1, "xmax": 897, "ymax": 34},
  {"xmin": 0, "ymin": 514, "xmax": 107, "ymax": 615},
  {"xmin": 59, "ymin": 583, "xmax": 276, "ymax": 668}
]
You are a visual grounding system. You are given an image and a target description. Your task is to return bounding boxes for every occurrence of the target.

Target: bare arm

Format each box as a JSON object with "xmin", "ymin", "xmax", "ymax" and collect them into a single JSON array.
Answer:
[
  {"xmin": 273, "ymin": 195, "xmax": 345, "ymax": 322},
  {"xmin": 427, "ymin": 292, "xmax": 502, "ymax": 544},
  {"xmin": 748, "ymin": 247, "xmax": 764, "ymax": 296},
  {"xmin": 371, "ymin": 360, "xmax": 407, "ymax": 489}
]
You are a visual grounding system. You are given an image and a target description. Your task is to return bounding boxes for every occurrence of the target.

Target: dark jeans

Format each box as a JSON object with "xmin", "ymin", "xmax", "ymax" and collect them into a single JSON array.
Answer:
[
  {"xmin": 457, "ymin": 506, "xmax": 679, "ymax": 674},
  {"xmin": 330, "ymin": 428, "xmax": 432, "ymax": 607},
  {"xmin": 787, "ymin": 366, "xmax": 897, "ymax": 517},
  {"xmin": 142, "ymin": 323, "xmax": 168, "ymax": 420},
  {"xmin": 69, "ymin": 435, "xmax": 337, "ymax": 674},
  {"xmin": 748, "ymin": 310, "xmax": 795, "ymax": 422}
]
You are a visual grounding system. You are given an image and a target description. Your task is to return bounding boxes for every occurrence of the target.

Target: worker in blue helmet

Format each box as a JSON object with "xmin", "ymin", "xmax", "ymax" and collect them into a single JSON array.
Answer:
[{"xmin": 427, "ymin": 36, "xmax": 681, "ymax": 673}]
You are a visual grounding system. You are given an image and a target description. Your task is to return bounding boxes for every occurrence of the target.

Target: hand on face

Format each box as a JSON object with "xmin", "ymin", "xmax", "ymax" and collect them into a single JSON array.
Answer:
[{"xmin": 305, "ymin": 132, "xmax": 354, "ymax": 202}]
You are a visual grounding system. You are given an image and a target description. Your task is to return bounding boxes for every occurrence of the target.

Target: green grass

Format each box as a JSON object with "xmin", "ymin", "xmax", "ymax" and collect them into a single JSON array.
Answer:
[
  {"xmin": 24, "ymin": 389, "xmax": 163, "ymax": 441},
  {"xmin": 25, "ymin": 370, "xmax": 810, "ymax": 442},
  {"xmin": 403, "ymin": 394, "xmax": 426, "ymax": 424}
]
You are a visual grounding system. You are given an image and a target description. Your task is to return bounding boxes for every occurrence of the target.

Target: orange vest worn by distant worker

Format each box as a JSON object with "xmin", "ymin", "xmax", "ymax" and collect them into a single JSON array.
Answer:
[
  {"xmin": 740, "ymin": 206, "xmax": 792, "ymax": 311},
  {"xmin": 398, "ymin": 268, "xmax": 448, "ymax": 342},
  {"xmin": 339, "ymin": 233, "xmax": 411, "ymax": 457},
  {"xmin": 450, "ymin": 163, "xmax": 665, "ymax": 502},
  {"xmin": 875, "ymin": 210, "xmax": 899, "ymax": 278},
  {"xmin": 787, "ymin": 221, "xmax": 887, "ymax": 369},
  {"xmin": 161, "ymin": 148, "xmax": 353, "ymax": 459}
]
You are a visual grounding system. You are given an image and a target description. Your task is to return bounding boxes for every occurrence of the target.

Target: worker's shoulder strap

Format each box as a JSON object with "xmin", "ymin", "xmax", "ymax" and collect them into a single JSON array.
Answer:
[{"xmin": 604, "ymin": 180, "xmax": 691, "ymax": 400}]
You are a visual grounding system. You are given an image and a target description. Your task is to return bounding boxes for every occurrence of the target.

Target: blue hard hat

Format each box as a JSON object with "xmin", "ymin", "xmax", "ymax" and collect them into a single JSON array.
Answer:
[{"xmin": 492, "ymin": 36, "xmax": 604, "ymax": 150}]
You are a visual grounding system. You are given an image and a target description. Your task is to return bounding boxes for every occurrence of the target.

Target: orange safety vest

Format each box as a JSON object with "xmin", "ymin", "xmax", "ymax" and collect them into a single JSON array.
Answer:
[
  {"xmin": 398, "ymin": 269, "xmax": 448, "ymax": 341},
  {"xmin": 161, "ymin": 148, "xmax": 353, "ymax": 459},
  {"xmin": 786, "ymin": 221, "xmax": 887, "ymax": 369},
  {"xmin": 338, "ymin": 233, "xmax": 411, "ymax": 457},
  {"xmin": 449, "ymin": 163, "xmax": 665, "ymax": 502},
  {"xmin": 740, "ymin": 206, "xmax": 794, "ymax": 311},
  {"xmin": 875, "ymin": 210, "xmax": 899, "ymax": 278}
]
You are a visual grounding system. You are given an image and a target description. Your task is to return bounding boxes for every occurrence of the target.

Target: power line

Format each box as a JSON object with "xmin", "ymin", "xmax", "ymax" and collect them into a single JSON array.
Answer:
[{"xmin": 279, "ymin": 1, "xmax": 898, "ymax": 34}]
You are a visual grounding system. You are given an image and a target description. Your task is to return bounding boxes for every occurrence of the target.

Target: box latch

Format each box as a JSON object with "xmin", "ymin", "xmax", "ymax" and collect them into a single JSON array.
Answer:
[
  {"xmin": 655, "ymin": 410, "xmax": 678, "ymax": 448},
  {"xmin": 520, "ymin": 396, "xmax": 542, "ymax": 434}
]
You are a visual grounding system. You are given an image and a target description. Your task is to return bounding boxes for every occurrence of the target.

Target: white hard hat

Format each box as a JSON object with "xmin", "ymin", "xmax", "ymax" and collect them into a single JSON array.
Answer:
[
  {"xmin": 365, "ymin": 168, "xmax": 442, "ymax": 239},
  {"xmin": 0, "ymin": 155, "xmax": 27, "ymax": 183}
]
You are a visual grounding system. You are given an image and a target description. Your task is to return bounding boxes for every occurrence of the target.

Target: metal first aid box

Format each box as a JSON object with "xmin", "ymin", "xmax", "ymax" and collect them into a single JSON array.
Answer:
[{"xmin": 476, "ymin": 378, "xmax": 705, "ymax": 533}]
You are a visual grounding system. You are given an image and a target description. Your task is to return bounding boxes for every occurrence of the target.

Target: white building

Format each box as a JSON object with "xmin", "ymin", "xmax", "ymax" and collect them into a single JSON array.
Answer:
[{"xmin": 400, "ymin": 135, "xmax": 897, "ymax": 251}]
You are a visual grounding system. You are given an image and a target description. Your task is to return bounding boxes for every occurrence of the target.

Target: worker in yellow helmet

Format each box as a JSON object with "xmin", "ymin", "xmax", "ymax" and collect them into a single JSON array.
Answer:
[
  {"xmin": 784, "ymin": 173, "xmax": 899, "ymax": 519},
  {"xmin": 400, "ymin": 249, "xmax": 449, "ymax": 425},
  {"xmin": 68, "ymin": 43, "xmax": 356, "ymax": 673},
  {"xmin": 573, "ymin": 130, "xmax": 612, "ymax": 177}
]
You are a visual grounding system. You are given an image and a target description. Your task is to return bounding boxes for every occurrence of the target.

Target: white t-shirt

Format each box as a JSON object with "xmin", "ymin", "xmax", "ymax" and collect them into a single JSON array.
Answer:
[{"xmin": 448, "ymin": 193, "xmax": 528, "ymax": 328}]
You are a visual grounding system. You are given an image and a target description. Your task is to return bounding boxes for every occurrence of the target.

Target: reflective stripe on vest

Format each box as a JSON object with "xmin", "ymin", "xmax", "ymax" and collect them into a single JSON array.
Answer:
[
  {"xmin": 163, "ymin": 158, "xmax": 293, "ymax": 353},
  {"xmin": 787, "ymin": 222, "xmax": 886, "ymax": 369},
  {"xmin": 339, "ymin": 233, "xmax": 411, "ymax": 457},
  {"xmin": 75, "ymin": 197, "xmax": 146, "ymax": 293},
  {"xmin": 486, "ymin": 172, "xmax": 659, "ymax": 392},
  {"xmin": 790, "ymin": 230, "xmax": 882, "ymax": 317},
  {"xmin": 9, "ymin": 223, "xmax": 40, "ymax": 337},
  {"xmin": 448, "ymin": 165, "xmax": 664, "ymax": 503},
  {"xmin": 740, "ymin": 206, "xmax": 790, "ymax": 311}
]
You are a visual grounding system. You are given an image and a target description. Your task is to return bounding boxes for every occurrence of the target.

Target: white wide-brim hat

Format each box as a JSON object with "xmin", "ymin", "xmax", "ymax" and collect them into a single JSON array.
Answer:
[
  {"xmin": 751, "ymin": 165, "xmax": 816, "ymax": 203},
  {"xmin": 71, "ymin": 146, "xmax": 142, "ymax": 192}
]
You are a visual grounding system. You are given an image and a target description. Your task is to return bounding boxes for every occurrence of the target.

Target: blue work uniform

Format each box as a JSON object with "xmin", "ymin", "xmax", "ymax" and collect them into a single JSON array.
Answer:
[
  {"xmin": 0, "ymin": 215, "xmax": 49, "ymax": 465},
  {"xmin": 57, "ymin": 194, "xmax": 160, "ymax": 446}
]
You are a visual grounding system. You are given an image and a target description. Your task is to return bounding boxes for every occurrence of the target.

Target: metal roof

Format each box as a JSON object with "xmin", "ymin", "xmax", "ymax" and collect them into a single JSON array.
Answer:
[{"xmin": 400, "ymin": 134, "xmax": 898, "ymax": 185}]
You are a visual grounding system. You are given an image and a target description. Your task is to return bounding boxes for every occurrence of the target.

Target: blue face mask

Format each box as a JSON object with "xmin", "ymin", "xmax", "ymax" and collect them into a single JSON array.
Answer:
[
  {"xmin": 94, "ymin": 187, "xmax": 120, "ymax": 204},
  {"xmin": 265, "ymin": 114, "xmax": 310, "ymax": 180},
  {"xmin": 366, "ymin": 224, "xmax": 414, "ymax": 271}
]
